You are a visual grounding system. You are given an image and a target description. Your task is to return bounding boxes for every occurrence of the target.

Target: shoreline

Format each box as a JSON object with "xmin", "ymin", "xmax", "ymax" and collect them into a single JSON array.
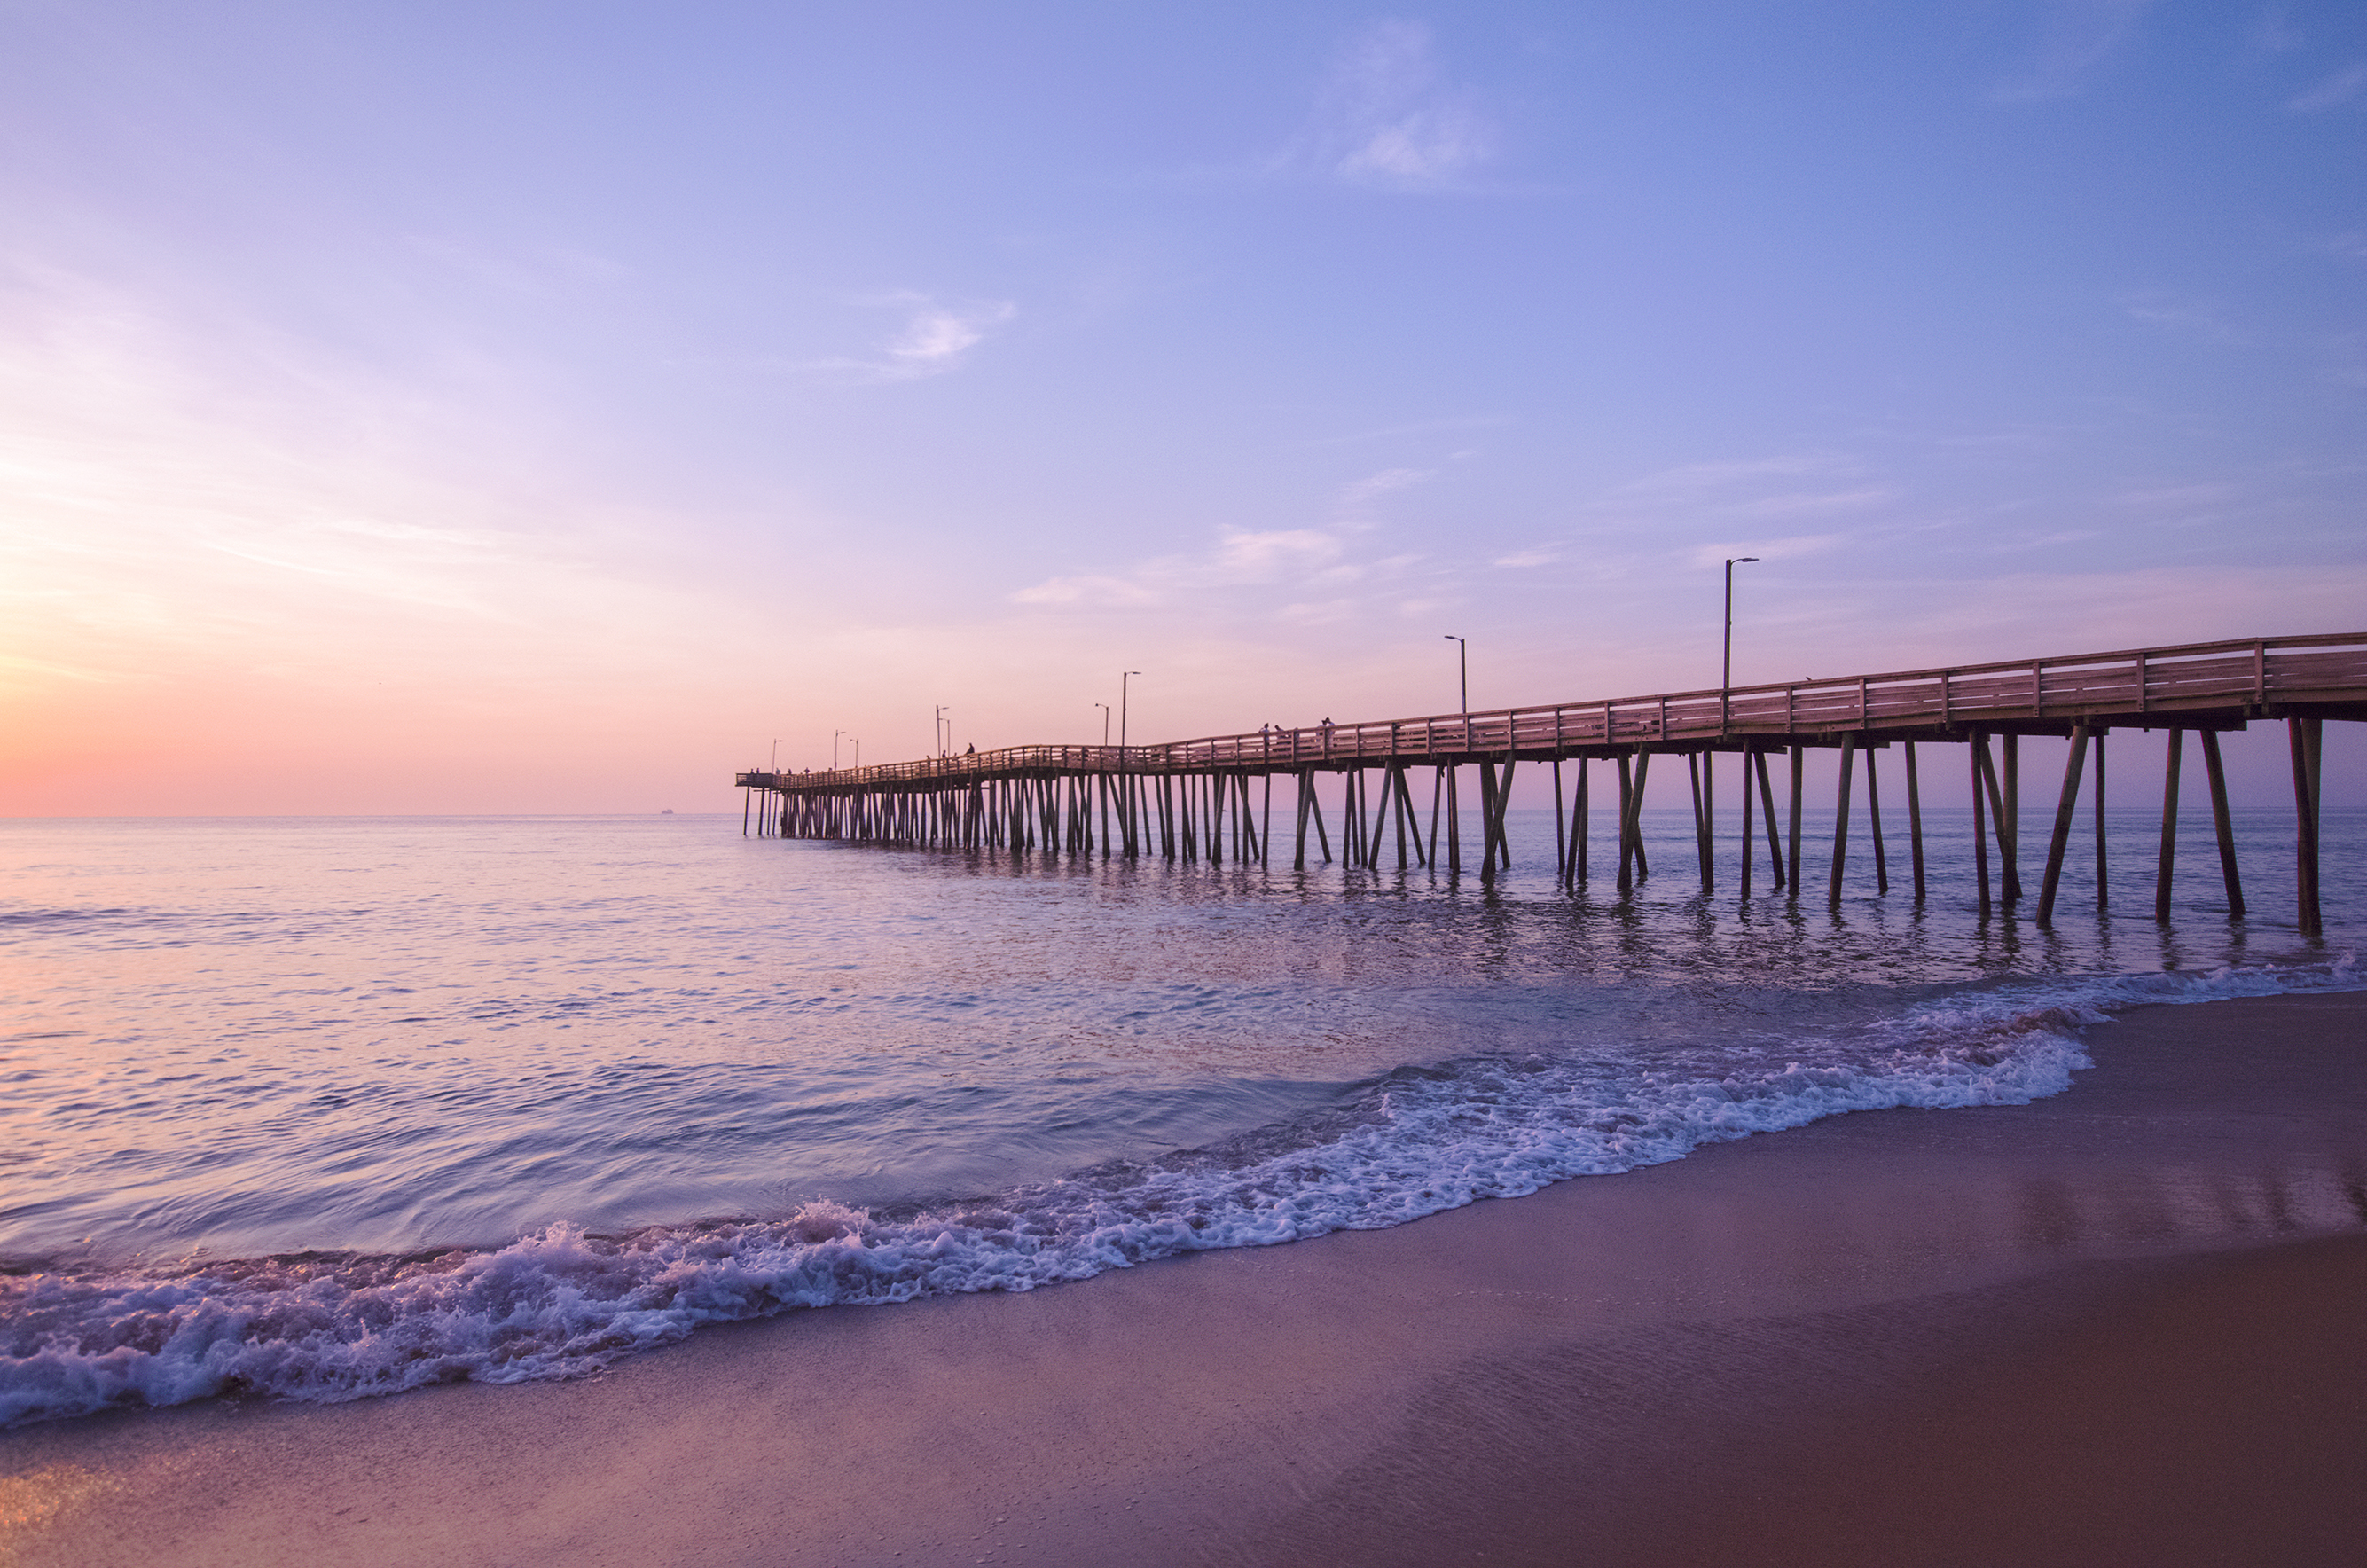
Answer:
[{"xmin": 4, "ymin": 990, "xmax": 2363, "ymax": 1566}]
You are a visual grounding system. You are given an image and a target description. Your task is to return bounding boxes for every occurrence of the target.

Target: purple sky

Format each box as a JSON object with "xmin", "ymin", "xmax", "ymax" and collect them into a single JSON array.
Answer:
[{"xmin": 2, "ymin": 2, "xmax": 2361, "ymax": 812}]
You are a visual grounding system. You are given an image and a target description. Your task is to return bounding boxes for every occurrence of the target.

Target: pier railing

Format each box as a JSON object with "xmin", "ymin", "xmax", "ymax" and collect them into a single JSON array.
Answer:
[{"xmin": 741, "ymin": 631, "xmax": 2367, "ymax": 791}]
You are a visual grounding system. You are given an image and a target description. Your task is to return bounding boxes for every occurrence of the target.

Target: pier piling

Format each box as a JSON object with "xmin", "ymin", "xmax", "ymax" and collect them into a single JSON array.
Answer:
[
  {"xmin": 1755, "ymin": 750, "xmax": 1784, "ymax": 891},
  {"xmin": 1867, "ymin": 741, "xmax": 1888, "ymax": 897},
  {"xmin": 2093, "ymin": 733, "xmax": 2108, "ymax": 915},
  {"xmin": 1786, "ymin": 745, "xmax": 1805, "ymax": 902},
  {"xmin": 2156, "ymin": 729, "xmax": 2183, "ymax": 922},
  {"xmin": 2292, "ymin": 717, "xmax": 2323, "ymax": 937},
  {"xmin": 1830, "ymin": 733, "xmax": 1855, "ymax": 906},
  {"xmin": 2036, "ymin": 725, "xmax": 2092, "ymax": 928},
  {"xmin": 733, "ymin": 633, "xmax": 2357, "ymax": 936},
  {"xmin": 2202, "ymin": 730, "xmax": 2244, "ymax": 917},
  {"xmin": 1904, "ymin": 741, "xmax": 1924, "ymax": 901}
]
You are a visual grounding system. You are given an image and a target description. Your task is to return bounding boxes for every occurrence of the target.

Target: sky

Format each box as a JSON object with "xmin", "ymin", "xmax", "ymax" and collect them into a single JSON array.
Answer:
[{"xmin": 2, "ymin": 0, "xmax": 2362, "ymax": 814}]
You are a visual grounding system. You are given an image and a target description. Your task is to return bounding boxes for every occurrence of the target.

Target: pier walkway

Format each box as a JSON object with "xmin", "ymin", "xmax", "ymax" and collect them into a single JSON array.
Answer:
[{"xmin": 736, "ymin": 631, "xmax": 2363, "ymax": 935}]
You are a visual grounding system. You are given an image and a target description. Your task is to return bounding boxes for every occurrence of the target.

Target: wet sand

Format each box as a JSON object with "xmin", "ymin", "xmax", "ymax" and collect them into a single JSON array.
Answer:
[{"xmin": 4, "ymin": 990, "xmax": 2363, "ymax": 1566}]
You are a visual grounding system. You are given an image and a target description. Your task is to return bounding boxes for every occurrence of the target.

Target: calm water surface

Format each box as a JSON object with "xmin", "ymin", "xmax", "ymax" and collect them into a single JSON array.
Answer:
[{"xmin": 1, "ymin": 806, "xmax": 2357, "ymax": 1423}]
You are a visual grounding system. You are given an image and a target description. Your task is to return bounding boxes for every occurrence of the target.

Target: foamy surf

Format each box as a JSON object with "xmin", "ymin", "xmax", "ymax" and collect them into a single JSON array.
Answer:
[{"xmin": 3, "ymin": 957, "xmax": 2351, "ymax": 1428}]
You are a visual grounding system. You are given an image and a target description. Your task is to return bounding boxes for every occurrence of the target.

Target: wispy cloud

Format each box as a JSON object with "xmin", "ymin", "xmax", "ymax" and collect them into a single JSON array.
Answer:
[
  {"xmin": 2122, "ymin": 289, "xmax": 2249, "ymax": 343},
  {"xmin": 1990, "ymin": 0, "xmax": 2157, "ymax": 103},
  {"xmin": 1720, "ymin": 487, "xmax": 1894, "ymax": 520},
  {"xmin": 1530, "ymin": 453, "xmax": 1900, "ymax": 580},
  {"xmin": 2248, "ymin": 5, "xmax": 2304, "ymax": 55},
  {"xmin": 1007, "ymin": 573, "xmax": 1162, "ymax": 608},
  {"xmin": 407, "ymin": 237, "xmax": 631, "ymax": 296},
  {"xmin": 1268, "ymin": 21, "xmax": 1497, "ymax": 189},
  {"xmin": 1335, "ymin": 466, "xmax": 1436, "ymax": 510},
  {"xmin": 1984, "ymin": 528, "xmax": 2101, "ymax": 553},
  {"xmin": 1618, "ymin": 454, "xmax": 1859, "ymax": 496},
  {"xmin": 2288, "ymin": 61, "xmax": 2367, "ymax": 113},
  {"xmin": 1007, "ymin": 522, "xmax": 1430, "ymax": 611},
  {"xmin": 1005, "ymin": 456, "xmax": 1451, "ymax": 616},
  {"xmin": 1300, "ymin": 413, "xmax": 1512, "ymax": 447},
  {"xmin": 1605, "ymin": 453, "xmax": 1893, "ymax": 529},
  {"xmin": 1212, "ymin": 528, "xmax": 1345, "ymax": 581},
  {"xmin": 0, "ymin": 263, "xmax": 749, "ymax": 716},
  {"xmin": 797, "ymin": 293, "xmax": 1016, "ymax": 381},
  {"xmin": 2111, "ymin": 482, "xmax": 2233, "ymax": 506},
  {"xmin": 1684, "ymin": 535, "xmax": 1841, "ymax": 569}
]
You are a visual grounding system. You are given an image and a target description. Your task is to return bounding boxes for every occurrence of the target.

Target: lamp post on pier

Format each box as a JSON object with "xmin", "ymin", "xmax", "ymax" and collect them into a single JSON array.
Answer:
[
  {"xmin": 1119, "ymin": 671, "xmax": 1141, "ymax": 749},
  {"xmin": 833, "ymin": 729, "xmax": 845, "ymax": 770},
  {"xmin": 1443, "ymin": 635, "xmax": 1468, "ymax": 712},
  {"xmin": 1722, "ymin": 558, "xmax": 1759, "ymax": 728},
  {"xmin": 1094, "ymin": 702, "xmax": 1110, "ymax": 746},
  {"xmin": 771, "ymin": 739, "xmax": 783, "ymax": 773},
  {"xmin": 935, "ymin": 705, "xmax": 951, "ymax": 756}
]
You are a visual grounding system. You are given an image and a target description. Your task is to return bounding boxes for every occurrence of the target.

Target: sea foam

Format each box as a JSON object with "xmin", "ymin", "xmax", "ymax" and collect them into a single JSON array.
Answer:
[{"xmin": 0, "ymin": 958, "xmax": 2351, "ymax": 1427}]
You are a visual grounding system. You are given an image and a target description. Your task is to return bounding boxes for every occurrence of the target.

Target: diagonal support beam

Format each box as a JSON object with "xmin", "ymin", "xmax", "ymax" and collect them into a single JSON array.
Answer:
[{"xmin": 2036, "ymin": 726, "xmax": 2092, "ymax": 927}]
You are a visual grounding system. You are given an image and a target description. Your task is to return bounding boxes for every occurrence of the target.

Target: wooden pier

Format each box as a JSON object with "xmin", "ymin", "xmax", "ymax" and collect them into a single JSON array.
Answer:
[{"xmin": 737, "ymin": 632, "xmax": 2363, "ymax": 936}]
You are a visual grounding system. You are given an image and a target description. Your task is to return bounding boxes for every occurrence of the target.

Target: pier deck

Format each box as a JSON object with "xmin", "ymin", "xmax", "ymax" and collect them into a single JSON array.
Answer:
[{"xmin": 735, "ymin": 631, "xmax": 2362, "ymax": 935}]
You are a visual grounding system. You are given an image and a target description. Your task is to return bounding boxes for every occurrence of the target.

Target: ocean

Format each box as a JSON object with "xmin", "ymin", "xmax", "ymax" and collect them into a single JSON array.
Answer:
[{"xmin": 2, "ymin": 804, "xmax": 2357, "ymax": 1426}]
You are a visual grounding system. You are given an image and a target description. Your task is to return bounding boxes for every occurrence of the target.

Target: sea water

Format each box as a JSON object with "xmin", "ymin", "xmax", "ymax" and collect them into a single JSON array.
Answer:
[{"xmin": 2, "ymin": 805, "xmax": 2358, "ymax": 1425}]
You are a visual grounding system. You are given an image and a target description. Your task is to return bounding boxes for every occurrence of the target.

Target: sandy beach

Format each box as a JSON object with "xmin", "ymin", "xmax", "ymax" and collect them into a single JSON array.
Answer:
[{"xmin": 5, "ymin": 989, "xmax": 2363, "ymax": 1567}]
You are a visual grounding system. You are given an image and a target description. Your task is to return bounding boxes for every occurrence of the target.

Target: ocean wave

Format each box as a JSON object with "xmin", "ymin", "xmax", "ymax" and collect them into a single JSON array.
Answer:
[{"xmin": 1, "ymin": 956, "xmax": 2352, "ymax": 1427}]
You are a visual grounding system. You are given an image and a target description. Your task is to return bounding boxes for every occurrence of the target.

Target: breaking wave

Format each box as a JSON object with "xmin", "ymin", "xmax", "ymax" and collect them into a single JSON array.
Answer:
[{"xmin": 1, "ymin": 958, "xmax": 2351, "ymax": 1427}]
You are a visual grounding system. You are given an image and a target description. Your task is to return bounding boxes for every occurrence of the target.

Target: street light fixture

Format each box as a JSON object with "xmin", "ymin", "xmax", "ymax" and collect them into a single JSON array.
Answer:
[
  {"xmin": 850, "ymin": 738, "xmax": 860, "ymax": 769},
  {"xmin": 1093, "ymin": 702, "xmax": 1110, "ymax": 746},
  {"xmin": 1119, "ymin": 671, "xmax": 1142, "ymax": 749},
  {"xmin": 935, "ymin": 705, "xmax": 951, "ymax": 756},
  {"xmin": 1722, "ymin": 557, "xmax": 1760, "ymax": 727},
  {"xmin": 771, "ymin": 738, "xmax": 784, "ymax": 772},
  {"xmin": 1443, "ymin": 635, "xmax": 1468, "ymax": 712},
  {"xmin": 833, "ymin": 729, "xmax": 845, "ymax": 770}
]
